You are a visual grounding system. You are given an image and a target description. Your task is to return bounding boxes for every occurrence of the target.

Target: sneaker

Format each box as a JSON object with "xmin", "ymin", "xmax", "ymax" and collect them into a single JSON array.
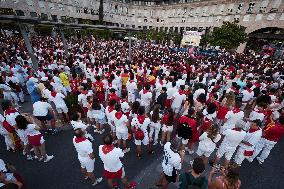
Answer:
[
  {"xmin": 92, "ymin": 177, "xmax": 103, "ymax": 186},
  {"xmin": 27, "ymin": 155, "xmax": 33, "ymax": 161},
  {"xmin": 113, "ymin": 140, "xmax": 118, "ymax": 144},
  {"xmin": 44, "ymin": 155, "xmax": 54, "ymax": 163},
  {"xmin": 23, "ymin": 151, "xmax": 26, "ymax": 156},
  {"xmin": 99, "ymin": 129, "xmax": 105, "ymax": 134},
  {"xmin": 256, "ymin": 157, "xmax": 263, "ymax": 165},
  {"xmin": 153, "ymin": 141, "xmax": 158, "ymax": 146},
  {"xmin": 160, "ymin": 141, "xmax": 164, "ymax": 146},
  {"xmin": 52, "ymin": 129, "xmax": 59, "ymax": 135},
  {"xmin": 93, "ymin": 129, "xmax": 99, "ymax": 133},
  {"xmin": 38, "ymin": 157, "xmax": 44, "ymax": 162},
  {"xmin": 247, "ymin": 157, "xmax": 254, "ymax": 162},
  {"xmin": 123, "ymin": 148, "xmax": 130, "ymax": 153},
  {"xmin": 84, "ymin": 176, "xmax": 89, "ymax": 180},
  {"xmin": 126, "ymin": 181, "xmax": 137, "ymax": 189}
]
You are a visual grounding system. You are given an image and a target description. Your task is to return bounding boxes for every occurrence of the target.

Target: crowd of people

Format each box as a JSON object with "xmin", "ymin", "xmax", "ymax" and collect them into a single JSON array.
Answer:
[{"xmin": 0, "ymin": 30, "xmax": 284, "ymax": 189}]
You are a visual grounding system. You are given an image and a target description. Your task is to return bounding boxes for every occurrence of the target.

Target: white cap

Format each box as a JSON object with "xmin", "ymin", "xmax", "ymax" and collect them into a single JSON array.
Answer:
[{"xmin": 41, "ymin": 77, "xmax": 48, "ymax": 82}]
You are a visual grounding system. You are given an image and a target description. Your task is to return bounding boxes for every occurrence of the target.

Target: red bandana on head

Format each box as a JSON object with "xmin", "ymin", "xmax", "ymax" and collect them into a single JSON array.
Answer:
[
  {"xmin": 137, "ymin": 115, "xmax": 145, "ymax": 124},
  {"xmin": 75, "ymin": 137, "xmax": 87, "ymax": 143},
  {"xmin": 102, "ymin": 144, "xmax": 114, "ymax": 154},
  {"xmin": 247, "ymin": 88, "xmax": 252, "ymax": 93},
  {"xmin": 115, "ymin": 112, "xmax": 123, "ymax": 119},
  {"xmin": 81, "ymin": 90, "xmax": 88, "ymax": 95}
]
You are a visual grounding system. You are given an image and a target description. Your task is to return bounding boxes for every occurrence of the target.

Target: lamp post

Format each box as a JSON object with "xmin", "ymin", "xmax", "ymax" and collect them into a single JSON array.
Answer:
[{"xmin": 128, "ymin": 30, "xmax": 132, "ymax": 62}]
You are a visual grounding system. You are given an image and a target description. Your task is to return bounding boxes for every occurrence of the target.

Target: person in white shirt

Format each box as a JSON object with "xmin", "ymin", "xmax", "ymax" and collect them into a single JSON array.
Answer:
[
  {"xmin": 131, "ymin": 106, "xmax": 153, "ymax": 158},
  {"xmin": 111, "ymin": 104, "xmax": 130, "ymax": 153},
  {"xmin": 16, "ymin": 114, "xmax": 54, "ymax": 162},
  {"xmin": 33, "ymin": 98, "xmax": 57, "ymax": 134},
  {"xmin": 99, "ymin": 134, "xmax": 136, "ymax": 189},
  {"xmin": 171, "ymin": 85, "xmax": 186, "ymax": 114},
  {"xmin": 70, "ymin": 112, "xmax": 94, "ymax": 142},
  {"xmin": 126, "ymin": 75, "xmax": 138, "ymax": 104},
  {"xmin": 156, "ymin": 140, "xmax": 182, "ymax": 188},
  {"xmin": 49, "ymin": 90, "xmax": 69, "ymax": 123},
  {"xmin": 78, "ymin": 86, "xmax": 93, "ymax": 117},
  {"xmin": 241, "ymin": 83, "xmax": 254, "ymax": 110},
  {"xmin": 212, "ymin": 124, "xmax": 246, "ymax": 167},
  {"xmin": 149, "ymin": 105, "xmax": 162, "ymax": 145},
  {"xmin": 105, "ymin": 99, "xmax": 117, "ymax": 139},
  {"xmin": 166, "ymin": 81, "xmax": 178, "ymax": 108},
  {"xmin": 139, "ymin": 85, "xmax": 152, "ymax": 113},
  {"xmin": 234, "ymin": 119, "xmax": 262, "ymax": 165},
  {"xmin": 197, "ymin": 125, "xmax": 221, "ymax": 164},
  {"xmin": 73, "ymin": 128, "xmax": 102, "ymax": 186},
  {"xmin": 220, "ymin": 101, "xmax": 244, "ymax": 134}
]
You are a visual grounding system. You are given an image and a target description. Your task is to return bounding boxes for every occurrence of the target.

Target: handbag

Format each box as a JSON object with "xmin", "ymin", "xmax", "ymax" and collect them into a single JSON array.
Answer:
[{"xmin": 135, "ymin": 127, "xmax": 144, "ymax": 140}]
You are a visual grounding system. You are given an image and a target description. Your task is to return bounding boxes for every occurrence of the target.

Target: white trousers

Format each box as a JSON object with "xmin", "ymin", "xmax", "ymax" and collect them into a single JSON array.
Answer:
[
  {"xmin": 250, "ymin": 138, "xmax": 276, "ymax": 163},
  {"xmin": 234, "ymin": 146, "xmax": 253, "ymax": 165},
  {"xmin": 149, "ymin": 122, "xmax": 161, "ymax": 143}
]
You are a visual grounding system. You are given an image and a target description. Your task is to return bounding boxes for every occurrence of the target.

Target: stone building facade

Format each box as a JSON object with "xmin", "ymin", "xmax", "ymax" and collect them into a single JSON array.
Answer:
[{"xmin": 0, "ymin": 0, "xmax": 284, "ymax": 34}]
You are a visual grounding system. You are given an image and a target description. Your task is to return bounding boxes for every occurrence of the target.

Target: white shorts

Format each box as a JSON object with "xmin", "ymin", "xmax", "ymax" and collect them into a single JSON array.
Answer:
[
  {"xmin": 162, "ymin": 125, "xmax": 173, "ymax": 132},
  {"xmin": 56, "ymin": 105, "xmax": 68, "ymax": 114},
  {"xmin": 134, "ymin": 134, "xmax": 149, "ymax": 146},
  {"xmin": 216, "ymin": 143, "xmax": 236, "ymax": 160},
  {"xmin": 116, "ymin": 130, "xmax": 128, "ymax": 140},
  {"xmin": 150, "ymin": 122, "xmax": 161, "ymax": 130},
  {"xmin": 79, "ymin": 157, "xmax": 95, "ymax": 172}
]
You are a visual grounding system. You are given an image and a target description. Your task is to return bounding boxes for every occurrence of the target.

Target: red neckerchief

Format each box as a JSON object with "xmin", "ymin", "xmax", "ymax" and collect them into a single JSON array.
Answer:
[
  {"xmin": 38, "ymin": 68, "xmax": 43, "ymax": 72},
  {"xmin": 75, "ymin": 137, "xmax": 87, "ymax": 143},
  {"xmin": 179, "ymin": 90, "xmax": 184, "ymax": 95},
  {"xmin": 129, "ymin": 80, "xmax": 134, "ymax": 83},
  {"xmin": 233, "ymin": 107, "xmax": 241, "ymax": 114},
  {"xmin": 254, "ymin": 82, "xmax": 261, "ymax": 88},
  {"xmin": 137, "ymin": 115, "xmax": 145, "ymax": 124},
  {"xmin": 108, "ymin": 106, "xmax": 114, "ymax": 113},
  {"xmin": 247, "ymin": 88, "xmax": 252, "ymax": 93},
  {"xmin": 51, "ymin": 91, "xmax": 57, "ymax": 98},
  {"xmin": 143, "ymin": 90, "xmax": 148, "ymax": 94},
  {"xmin": 249, "ymin": 127, "xmax": 260, "ymax": 133},
  {"xmin": 115, "ymin": 112, "xmax": 123, "ymax": 119},
  {"xmin": 232, "ymin": 128, "xmax": 242, "ymax": 131},
  {"xmin": 255, "ymin": 109, "xmax": 264, "ymax": 114},
  {"xmin": 81, "ymin": 90, "xmax": 88, "ymax": 95},
  {"xmin": 102, "ymin": 144, "xmax": 114, "ymax": 154},
  {"xmin": 159, "ymin": 79, "xmax": 163, "ymax": 85},
  {"xmin": 120, "ymin": 99, "xmax": 127, "ymax": 103},
  {"xmin": 108, "ymin": 83, "xmax": 112, "ymax": 87},
  {"xmin": 4, "ymin": 108, "xmax": 18, "ymax": 116}
]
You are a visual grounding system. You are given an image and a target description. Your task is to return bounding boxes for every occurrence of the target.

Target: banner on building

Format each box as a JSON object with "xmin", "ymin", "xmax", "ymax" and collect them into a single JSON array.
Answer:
[{"xmin": 181, "ymin": 31, "xmax": 202, "ymax": 47}]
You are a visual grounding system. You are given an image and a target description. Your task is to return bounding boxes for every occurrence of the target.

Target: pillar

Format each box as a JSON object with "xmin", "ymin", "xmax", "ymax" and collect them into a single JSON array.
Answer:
[
  {"xmin": 18, "ymin": 24, "xmax": 38, "ymax": 71},
  {"xmin": 58, "ymin": 26, "xmax": 69, "ymax": 56},
  {"xmin": 236, "ymin": 42, "xmax": 247, "ymax": 53}
]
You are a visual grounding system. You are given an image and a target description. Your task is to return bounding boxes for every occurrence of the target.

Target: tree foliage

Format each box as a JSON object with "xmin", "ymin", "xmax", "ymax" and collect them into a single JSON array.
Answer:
[
  {"xmin": 202, "ymin": 21, "xmax": 248, "ymax": 50},
  {"xmin": 135, "ymin": 28, "xmax": 182, "ymax": 45}
]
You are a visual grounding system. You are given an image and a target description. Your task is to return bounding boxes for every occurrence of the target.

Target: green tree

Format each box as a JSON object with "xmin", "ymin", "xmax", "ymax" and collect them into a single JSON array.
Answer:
[{"xmin": 206, "ymin": 21, "xmax": 247, "ymax": 50}]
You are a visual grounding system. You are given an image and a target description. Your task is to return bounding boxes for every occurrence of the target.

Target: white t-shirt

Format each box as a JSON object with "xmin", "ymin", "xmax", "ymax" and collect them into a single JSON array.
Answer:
[
  {"xmin": 4, "ymin": 110, "xmax": 20, "ymax": 127},
  {"xmin": 120, "ymin": 101, "xmax": 130, "ymax": 113},
  {"xmin": 241, "ymin": 90, "xmax": 254, "ymax": 102},
  {"xmin": 139, "ymin": 91, "xmax": 152, "ymax": 106},
  {"xmin": 222, "ymin": 129, "xmax": 246, "ymax": 148},
  {"xmin": 198, "ymin": 132, "xmax": 221, "ymax": 151},
  {"xmin": 223, "ymin": 110, "xmax": 244, "ymax": 130},
  {"xmin": 162, "ymin": 142, "xmax": 181, "ymax": 176},
  {"xmin": 239, "ymin": 128, "xmax": 262, "ymax": 150},
  {"xmin": 71, "ymin": 120, "xmax": 88, "ymax": 130},
  {"xmin": 25, "ymin": 124, "xmax": 41, "ymax": 136},
  {"xmin": 112, "ymin": 113, "xmax": 128, "ymax": 133},
  {"xmin": 33, "ymin": 101, "xmax": 52, "ymax": 116},
  {"xmin": 99, "ymin": 145, "xmax": 124, "ymax": 172},
  {"xmin": 49, "ymin": 92, "xmax": 66, "ymax": 108},
  {"xmin": 78, "ymin": 93, "xmax": 89, "ymax": 107},
  {"xmin": 167, "ymin": 87, "xmax": 178, "ymax": 99},
  {"xmin": 131, "ymin": 116, "xmax": 151, "ymax": 134},
  {"xmin": 171, "ymin": 92, "xmax": 186, "ymax": 108},
  {"xmin": 126, "ymin": 81, "xmax": 137, "ymax": 93},
  {"xmin": 73, "ymin": 137, "xmax": 93, "ymax": 159}
]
